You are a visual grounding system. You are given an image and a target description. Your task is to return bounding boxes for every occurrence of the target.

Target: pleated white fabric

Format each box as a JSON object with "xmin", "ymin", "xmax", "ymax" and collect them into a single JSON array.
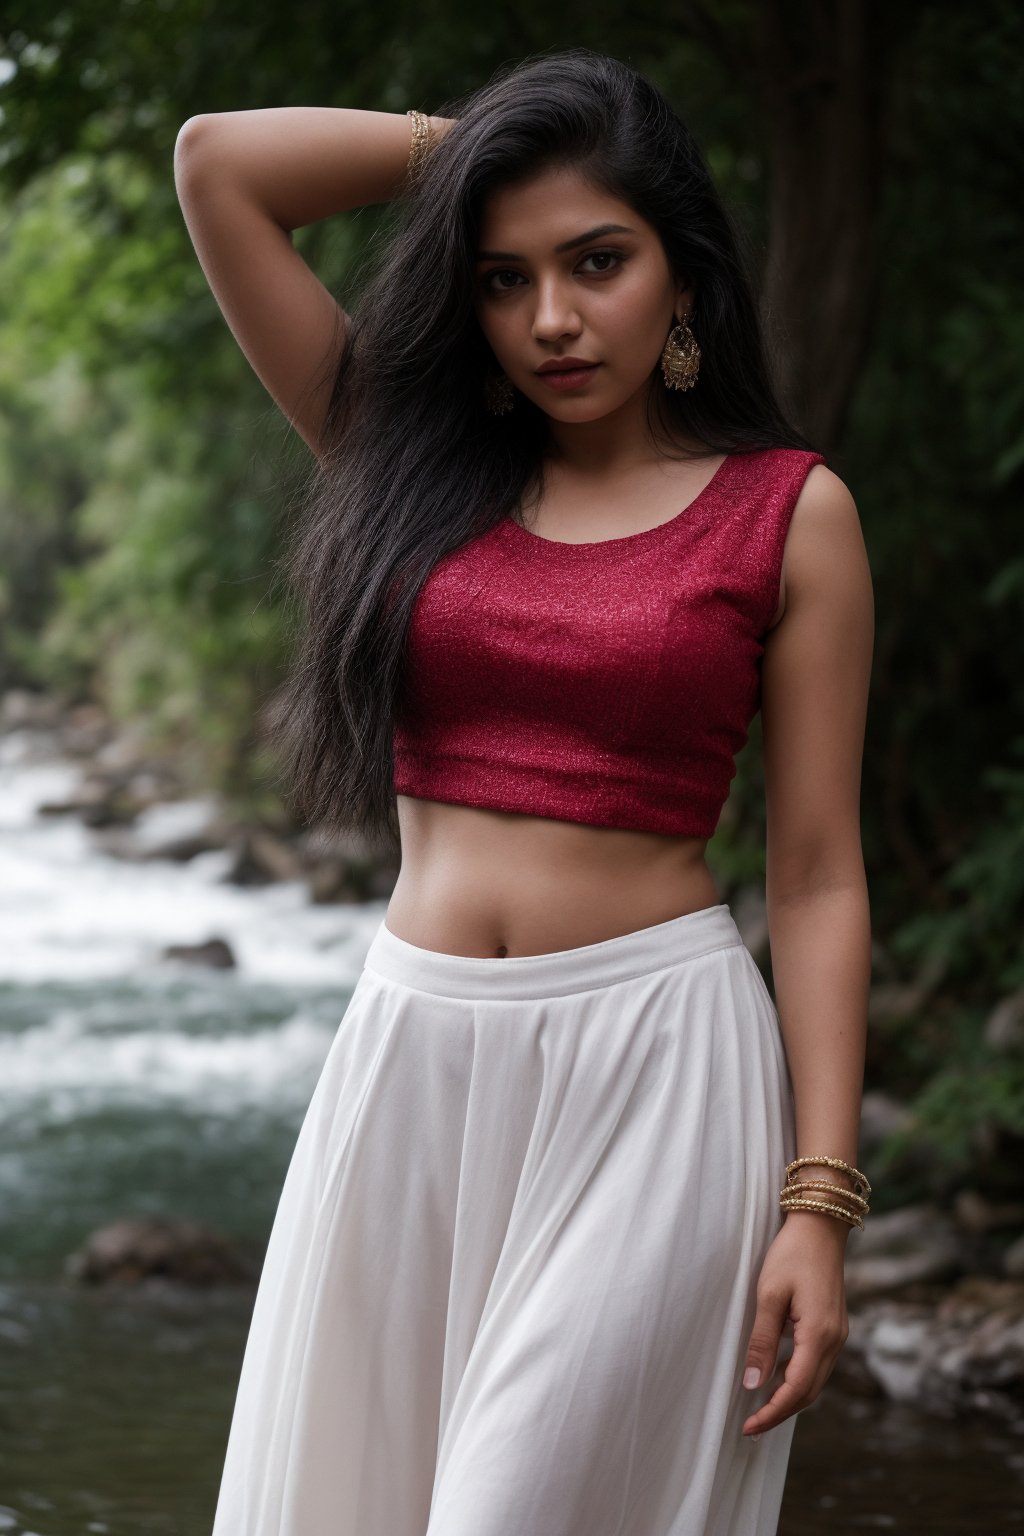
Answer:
[{"xmin": 211, "ymin": 901, "xmax": 799, "ymax": 1536}]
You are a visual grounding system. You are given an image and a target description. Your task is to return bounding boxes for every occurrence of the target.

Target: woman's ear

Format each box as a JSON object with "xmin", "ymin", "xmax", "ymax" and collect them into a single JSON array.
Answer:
[{"xmin": 675, "ymin": 279, "xmax": 696, "ymax": 320}]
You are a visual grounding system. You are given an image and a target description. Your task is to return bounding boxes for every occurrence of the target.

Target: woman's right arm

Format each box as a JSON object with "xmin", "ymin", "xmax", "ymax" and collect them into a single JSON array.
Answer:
[{"xmin": 173, "ymin": 108, "xmax": 450, "ymax": 461}]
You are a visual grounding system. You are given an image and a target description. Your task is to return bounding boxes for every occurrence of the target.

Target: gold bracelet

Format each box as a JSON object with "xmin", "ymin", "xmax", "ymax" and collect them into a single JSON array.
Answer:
[
  {"xmin": 780, "ymin": 1178, "xmax": 870, "ymax": 1214},
  {"xmin": 785, "ymin": 1155, "xmax": 871, "ymax": 1199},
  {"xmin": 779, "ymin": 1187, "xmax": 869, "ymax": 1224},
  {"xmin": 786, "ymin": 1191, "xmax": 865, "ymax": 1228},
  {"xmin": 786, "ymin": 1155, "xmax": 871, "ymax": 1197},
  {"xmin": 779, "ymin": 1195, "xmax": 864, "ymax": 1230},
  {"xmin": 405, "ymin": 108, "xmax": 432, "ymax": 189}
]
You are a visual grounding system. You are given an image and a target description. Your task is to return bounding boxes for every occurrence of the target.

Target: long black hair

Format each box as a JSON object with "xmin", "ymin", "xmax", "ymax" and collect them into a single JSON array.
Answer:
[{"xmin": 259, "ymin": 46, "xmax": 815, "ymax": 854}]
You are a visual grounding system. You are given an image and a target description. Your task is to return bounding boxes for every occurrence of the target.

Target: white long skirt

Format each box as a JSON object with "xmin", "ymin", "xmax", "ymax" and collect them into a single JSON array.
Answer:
[{"xmin": 211, "ymin": 901, "xmax": 799, "ymax": 1536}]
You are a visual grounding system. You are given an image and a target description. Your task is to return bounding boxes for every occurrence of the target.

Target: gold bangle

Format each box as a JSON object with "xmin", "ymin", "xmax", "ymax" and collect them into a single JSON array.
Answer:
[
  {"xmin": 779, "ymin": 1195, "xmax": 864, "ymax": 1230},
  {"xmin": 785, "ymin": 1156, "xmax": 871, "ymax": 1199},
  {"xmin": 779, "ymin": 1199, "xmax": 864, "ymax": 1231},
  {"xmin": 405, "ymin": 108, "xmax": 432, "ymax": 189},
  {"xmin": 779, "ymin": 1178, "xmax": 870, "ymax": 1214},
  {"xmin": 786, "ymin": 1155, "xmax": 871, "ymax": 1196}
]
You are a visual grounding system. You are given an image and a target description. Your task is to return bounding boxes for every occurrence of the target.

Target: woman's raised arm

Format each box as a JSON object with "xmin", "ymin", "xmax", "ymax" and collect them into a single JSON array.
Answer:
[{"xmin": 172, "ymin": 107, "xmax": 450, "ymax": 459}]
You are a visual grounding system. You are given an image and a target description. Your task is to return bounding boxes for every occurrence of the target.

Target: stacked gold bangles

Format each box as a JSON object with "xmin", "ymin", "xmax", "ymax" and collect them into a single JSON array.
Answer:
[
  {"xmin": 778, "ymin": 1156, "xmax": 872, "ymax": 1231},
  {"xmin": 405, "ymin": 109, "xmax": 434, "ymax": 189}
]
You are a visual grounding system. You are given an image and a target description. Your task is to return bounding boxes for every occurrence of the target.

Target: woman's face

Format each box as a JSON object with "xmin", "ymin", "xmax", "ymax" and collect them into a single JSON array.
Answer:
[{"xmin": 472, "ymin": 165, "xmax": 691, "ymax": 424}]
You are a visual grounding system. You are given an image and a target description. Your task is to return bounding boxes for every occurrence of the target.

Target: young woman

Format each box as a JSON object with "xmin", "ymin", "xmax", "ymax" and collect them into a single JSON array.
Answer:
[{"xmin": 175, "ymin": 47, "xmax": 874, "ymax": 1536}]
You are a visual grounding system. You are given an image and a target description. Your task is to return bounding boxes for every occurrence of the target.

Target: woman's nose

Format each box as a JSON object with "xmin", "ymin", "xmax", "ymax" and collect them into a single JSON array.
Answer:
[{"xmin": 530, "ymin": 278, "xmax": 582, "ymax": 340}]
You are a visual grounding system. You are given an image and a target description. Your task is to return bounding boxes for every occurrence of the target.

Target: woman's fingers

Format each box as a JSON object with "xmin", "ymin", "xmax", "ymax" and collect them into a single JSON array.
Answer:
[
  {"xmin": 742, "ymin": 1322, "xmax": 844, "ymax": 1436},
  {"xmin": 739, "ymin": 1281, "xmax": 788, "ymax": 1431}
]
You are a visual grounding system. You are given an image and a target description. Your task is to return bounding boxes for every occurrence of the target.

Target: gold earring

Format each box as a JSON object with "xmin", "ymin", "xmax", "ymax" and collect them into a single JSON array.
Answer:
[
  {"xmin": 483, "ymin": 371, "xmax": 515, "ymax": 415},
  {"xmin": 660, "ymin": 312, "xmax": 701, "ymax": 390}
]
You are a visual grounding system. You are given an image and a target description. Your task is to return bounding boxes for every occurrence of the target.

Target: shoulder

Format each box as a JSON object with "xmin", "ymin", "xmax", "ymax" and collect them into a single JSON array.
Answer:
[
  {"xmin": 750, "ymin": 447, "xmax": 854, "ymax": 516},
  {"xmin": 772, "ymin": 460, "xmax": 870, "ymax": 629},
  {"xmin": 732, "ymin": 447, "xmax": 855, "ymax": 526},
  {"xmin": 792, "ymin": 458, "xmax": 857, "ymax": 514},
  {"xmin": 787, "ymin": 461, "xmax": 863, "ymax": 557}
]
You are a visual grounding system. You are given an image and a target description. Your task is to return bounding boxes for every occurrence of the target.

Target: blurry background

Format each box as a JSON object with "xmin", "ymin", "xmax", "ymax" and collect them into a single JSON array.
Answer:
[{"xmin": 1, "ymin": 3, "xmax": 1022, "ymax": 1532}]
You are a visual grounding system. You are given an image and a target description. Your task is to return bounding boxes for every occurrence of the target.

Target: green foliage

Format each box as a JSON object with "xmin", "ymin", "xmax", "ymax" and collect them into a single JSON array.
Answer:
[
  {"xmin": 0, "ymin": 131, "xmax": 321, "ymax": 793},
  {"xmin": 837, "ymin": 15, "xmax": 1024, "ymax": 1180},
  {"xmin": 885, "ymin": 740, "xmax": 1024, "ymax": 997},
  {"xmin": 876, "ymin": 1015, "xmax": 1024, "ymax": 1203}
]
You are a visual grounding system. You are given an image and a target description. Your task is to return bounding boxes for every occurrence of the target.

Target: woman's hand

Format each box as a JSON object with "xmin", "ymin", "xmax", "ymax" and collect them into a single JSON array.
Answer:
[{"xmin": 740, "ymin": 1213, "xmax": 851, "ymax": 1438}]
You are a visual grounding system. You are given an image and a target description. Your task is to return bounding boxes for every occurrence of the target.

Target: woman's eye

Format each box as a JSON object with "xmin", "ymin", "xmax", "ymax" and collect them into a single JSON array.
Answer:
[{"xmin": 579, "ymin": 249, "xmax": 624, "ymax": 274}]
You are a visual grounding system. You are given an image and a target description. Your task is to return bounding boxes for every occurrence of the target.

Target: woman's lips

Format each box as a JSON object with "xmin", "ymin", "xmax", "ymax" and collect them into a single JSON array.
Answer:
[{"xmin": 536, "ymin": 363, "xmax": 602, "ymax": 391}]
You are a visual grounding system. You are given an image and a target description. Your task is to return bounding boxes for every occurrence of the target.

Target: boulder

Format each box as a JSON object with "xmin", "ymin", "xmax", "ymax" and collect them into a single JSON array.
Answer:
[
  {"xmin": 161, "ymin": 937, "xmax": 236, "ymax": 969},
  {"xmin": 843, "ymin": 1278, "xmax": 1024, "ymax": 1421},
  {"xmin": 65, "ymin": 1217, "xmax": 255, "ymax": 1287},
  {"xmin": 843, "ymin": 1203, "xmax": 964, "ymax": 1301}
]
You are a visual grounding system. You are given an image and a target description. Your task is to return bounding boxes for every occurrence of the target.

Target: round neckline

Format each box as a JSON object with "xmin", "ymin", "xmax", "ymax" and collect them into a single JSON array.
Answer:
[{"xmin": 500, "ymin": 452, "xmax": 736, "ymax": 558}]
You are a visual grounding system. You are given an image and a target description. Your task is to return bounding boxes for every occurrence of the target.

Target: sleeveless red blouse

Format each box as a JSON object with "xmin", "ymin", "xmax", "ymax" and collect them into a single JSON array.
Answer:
[{"xmin": 392, "ymin": 447, "xmax": 826, "ymax": 838}]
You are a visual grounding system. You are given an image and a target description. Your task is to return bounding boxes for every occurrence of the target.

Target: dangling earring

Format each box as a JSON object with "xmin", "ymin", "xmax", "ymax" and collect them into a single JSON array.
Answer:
[
  {"xmin": 660, "ymin": 312, "xmax": 701, "ymax": 391},
  {"xmin": 483, "ymin": 371, "xmax": 515, "ymax": 416}
]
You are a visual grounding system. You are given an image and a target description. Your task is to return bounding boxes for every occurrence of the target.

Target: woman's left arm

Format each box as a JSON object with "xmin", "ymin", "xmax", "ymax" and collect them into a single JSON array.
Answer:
[{"xmin": 740, "ymin": 462, "xmax": 875, "ymax": 1440}]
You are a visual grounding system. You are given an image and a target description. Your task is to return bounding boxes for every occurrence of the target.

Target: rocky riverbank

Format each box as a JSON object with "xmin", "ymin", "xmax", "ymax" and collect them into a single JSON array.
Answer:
[
  {"xmin": 4, "ymin": 685, "xmax": 1023, "ymax": 1428},
  {"xmin": 2, "ymin": 686, "xmax": 401, "ymax": 929}
]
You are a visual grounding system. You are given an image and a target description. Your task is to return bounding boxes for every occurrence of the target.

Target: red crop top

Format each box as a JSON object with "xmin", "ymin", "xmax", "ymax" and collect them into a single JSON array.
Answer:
[{"xmin": 392, "ymin": 447, "xmax": 826, "ymax": 838}]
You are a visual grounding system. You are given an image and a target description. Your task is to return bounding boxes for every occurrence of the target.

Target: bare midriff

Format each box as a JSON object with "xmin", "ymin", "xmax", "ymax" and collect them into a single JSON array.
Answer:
[{"xmin": 386, "ymin": 796, "xmax": 721, "ymax": 958}]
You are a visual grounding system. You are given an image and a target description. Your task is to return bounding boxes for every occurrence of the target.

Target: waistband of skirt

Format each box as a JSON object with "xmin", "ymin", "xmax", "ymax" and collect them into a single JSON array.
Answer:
[{"xmin": 361, "ymin": 901, "xmax": 744, "ymax": 1000}]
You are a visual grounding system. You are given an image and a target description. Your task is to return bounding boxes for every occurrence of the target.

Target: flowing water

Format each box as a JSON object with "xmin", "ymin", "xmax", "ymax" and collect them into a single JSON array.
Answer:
[{"xmin": 1, "ymin": 733, "xmax": 1022, "ymax": 1534}]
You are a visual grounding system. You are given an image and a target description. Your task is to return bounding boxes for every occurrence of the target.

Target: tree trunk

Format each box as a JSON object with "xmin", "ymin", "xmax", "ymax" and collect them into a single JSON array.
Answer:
[{"xmin": 756, "ymin": 0, "xmax": 888, "ymax": 450}]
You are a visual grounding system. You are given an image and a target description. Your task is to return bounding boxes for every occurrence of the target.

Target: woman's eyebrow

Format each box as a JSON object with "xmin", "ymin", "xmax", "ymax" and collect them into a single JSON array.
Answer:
[{"xmin": 476, "ymin": 223, "xmax": 638, "ymax": 262}]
